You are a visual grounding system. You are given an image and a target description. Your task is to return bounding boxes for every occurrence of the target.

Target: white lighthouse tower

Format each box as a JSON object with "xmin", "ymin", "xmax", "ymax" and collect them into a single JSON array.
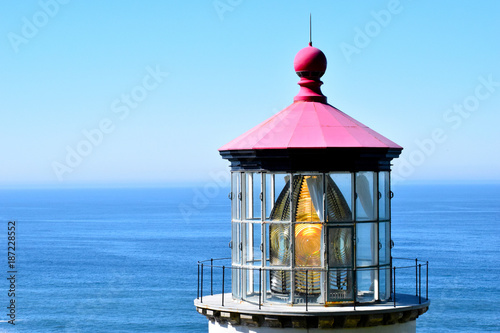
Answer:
[{"xmin": 195, "ymin": 43, "xmax": 429, "ymax": 332}]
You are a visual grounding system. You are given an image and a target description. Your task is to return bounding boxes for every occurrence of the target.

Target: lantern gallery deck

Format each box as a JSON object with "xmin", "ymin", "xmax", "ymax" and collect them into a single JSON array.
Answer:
[{"xmin": 195, "ymin": 293, "xmax": 429, "ymax": 329}]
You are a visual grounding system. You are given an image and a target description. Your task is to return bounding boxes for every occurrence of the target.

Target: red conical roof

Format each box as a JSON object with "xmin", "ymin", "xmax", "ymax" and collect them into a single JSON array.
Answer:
[{"xmin": 219, "ymin": 101, "xmax": 401, "ymax": 151}]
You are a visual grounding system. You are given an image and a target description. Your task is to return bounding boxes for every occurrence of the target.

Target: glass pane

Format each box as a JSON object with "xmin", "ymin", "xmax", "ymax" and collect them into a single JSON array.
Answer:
[
  {"xmin": 254, "ymin": 173, "xmax": 262, "ymax": 219},
  {"xmin": 265, "ymin": 223, "xmax": 270, "ymax": 266},
  {"xmin": 356, "ymin": 223, "xmax": 378, "ymax": 267},
  {"xmin": 251, "ymin": 268, "xmax": 261, "ymax": 300},
  {"xmin": 265, "ymin": 174, "xmax": 274, "ymax": 220},
  {"xmin": 253, "ymin": 223, "xmax": 262, "ymax": 265},
  {"xmin": 378, "ymin": 172, "xmax": 390, "ymax": 220},
  {"xmin": 232, "ymin": 222, "xmax": 241, "ymax": 264},
  {"xmin": 264, "ymin": 269, "xmax": 290, "ymax": 304},
  {"xmin": 245, "ymin": 172, "xmax": 261, "ymax": 220},
  {"xmin": 326, "ymin": 173, "xmax": 353, "ymax": 222},
  {"xmin": 291, "ymin": 173, "xmax": 324, "ymax": 294},
  {"xmin": 327, "ymin": 269, "xmax": 353, "ymax": 302},
  {"xmin": 295, "ymin": 223, "xmax": 323, "ymax": 267},
  {"xmin": 356, "ymin": 269, "xmax": 375, "ymax": 303},
  {"xmin": 356, "ymin": 172, "xmax": 377, "ymax": 221},
  {"xmin": 243, "ymin": 267, "xmax": 259, "ymax": 298},
  {"xmin": 379, "ymin": 222, "xmax": 390, "ymax": 265},
  {"xmin": 232, "ymin": 266, "xmax": 241, "ymax": 298},
  {"xmin": 379, "ymin": 266, "xmax": 391, "ymax": 301},
  {"xmin": 269, "ymin": 223, "xmax": 291, "ymax": 267},
  {"xmin": 231, "ymin": 172, "xmax": 241, "ymax": 220},
  {"xmin": 268, "ymin": 268, "xmax": 291, "ymax": 300},
  {"xmin": 242, "ymin": 222, "xmax": 251, "ymax": 265},
  {"xmin": 244, "ymin": 173, "xmax": 252, "ymax": 220},
  {"xmin": 294, "ymin": 268, "xmax": 323, "ymax": 304},
  {"xmin": 326, "ymin": 226, "xmax": 353, "ymax": 302},
  {"xmin": 328, "ymin": 227, "xmax": 353, "ymax": 268},
  {"xmin": 269, "ymin": 222, "xmax": 291, "ymax": 295},
  {"xmin": 264, "ymin": 269, "xmax": 272, "ymax": 302},
  {"xmin": 292, "ymin": 174, "xmax": 324, "ymax": 222},
  {"xmin": 269, "ymin": 174, "xmax": 290, "ymax": 221}
]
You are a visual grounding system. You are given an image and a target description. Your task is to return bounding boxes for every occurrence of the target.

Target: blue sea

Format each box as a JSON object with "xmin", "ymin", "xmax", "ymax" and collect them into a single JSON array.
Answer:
[{"xmin": 0, "ymin": 184, "xmax": 499, "ymax": 332}]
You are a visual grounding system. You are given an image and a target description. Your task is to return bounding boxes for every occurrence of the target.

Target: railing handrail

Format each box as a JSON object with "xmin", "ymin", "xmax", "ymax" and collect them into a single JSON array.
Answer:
[
  {"xmin": 392, "ymin": 257, "xmax": 427, "ymax": 263},
  {"xmin": 197, "ymin": 261, "xmax": 419, "ymax": 271},
  {"xmin": 198, "ymin": 257, "xmax": 231, "ymax": 263}
]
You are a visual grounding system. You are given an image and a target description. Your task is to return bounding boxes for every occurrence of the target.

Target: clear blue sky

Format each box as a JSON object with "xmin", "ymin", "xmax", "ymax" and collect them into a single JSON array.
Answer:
[{"xmin": 1, "ymin": 0, "xmax": 499, "ymax": 187}]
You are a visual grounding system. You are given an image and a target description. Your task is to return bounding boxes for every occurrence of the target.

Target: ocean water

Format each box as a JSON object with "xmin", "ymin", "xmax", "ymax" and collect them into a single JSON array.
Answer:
[{"xmin": 0, "ymin": 184, "xmax": 498, "ymax": 332}]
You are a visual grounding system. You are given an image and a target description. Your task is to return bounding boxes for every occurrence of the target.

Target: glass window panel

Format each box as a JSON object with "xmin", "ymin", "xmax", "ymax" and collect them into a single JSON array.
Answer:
[
  {"xmin": 269, "ymin": 223, "xmax": 291, "ymax": 267},
  {"xmin": 264, "ymin": 269, "xmax": 272, "ymax": 302},
  {"xmin": 356, "ymin": 223, "xmax": 378, "ymax": 267},
  {"xmin": 252, "ymin": 223, "xmax": 262, "ymax": 265},
  {"xmin": 294, "ymin": 269, "xmax": 323, "ymax": 304},
  {"xmin": 232, "ymin": 222, "xmax": 241, "ymax": 264},
  {"xmin": 242, "ymin": 222, "xmax": 251, "ymax": 265},
  {"xmin": 245, "ymin": 173, "xmax": 252, "ymax": 220},
  {"xmin": 292, "ymin": 174, "xmax": 324, "ymax": 222},
  {"xmin": 231, "ymin": 172, "xmax": 241, "ymax": 220},
  {"xmin": 294, "ymin": 221, "xmax": 323, "ymax": 300},
  {"xmin": 327, "ymin": 227, "xmax": 353, "ymax": 268},
  {"xmin": 232, "ymin": 266, "xmax": 241, "ymax": 298},
  {"xmin": 327, "ymin": 269, "xmax": 353, "ymax": 302},
  {"xmin": 379, "ymin": 222, "xmax": 391, "ymax": 265},
  {"xmin": 265, "ymin": 174, "xmax": 274, "ymax": 220},
  {"xmin": 269, "ymin": 174, "xmax": 291, "ymax": 222},
  {"xmin": 356, "ymin": 269, "xmax": 375, "ymax": 303},
  {"xmin": 326, "ymin": 226, "xmax": 354, "ymax": 302},
  {"xmin": 294, "ymin": 223, "xmax": 323, "ymax": 268},
  {"xmin": 268, "ymin": 268, "xmax": 291, "ymax": 300},
  {"xmin": 243, "ymin": 266, "xmax": 258, "ymax": 299},
  {"xmin": 356, "ymin": 172, "xmax": 377, "ymax": 221},
  {"xmin": 245, "ymin": 173, "xmax": 262, "ymax": 220},
  {"xmin": 268, "ymin": 222, "xmax": 291, "ymax": 295},
  {"xmin": 264, "ymin": 269, "xmax": 290, "ymax": 304},
  {"xmin": 231, "ymin": 220, "xmax": 242, "ymax": 299},
  {"xmin": 265, "ymin": 223, "xmax": 270, "ymax": 266},
  {"xmin": 378, "ymin": 171, "xmax": 390, "ymax": 221},
  {"xmin": 252, "ymin": 268, "xmax": 261, "ymax": 300},
  {"xmin": 254, "ymin": 173, "xmax": 262, "ymax": 219},
  {"xmin": 379, "ymin": 266, "xmax": 391, "ymax": 301},
  {"xmin": 326, "ymin": 173, "xmax": 353, "ymax": 222}
]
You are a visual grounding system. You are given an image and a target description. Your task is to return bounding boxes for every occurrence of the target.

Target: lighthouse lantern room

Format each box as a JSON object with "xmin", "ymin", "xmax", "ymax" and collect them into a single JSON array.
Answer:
[{"xmin": 195, "ymin": 44, "xmax": 429, "ymax": 333}]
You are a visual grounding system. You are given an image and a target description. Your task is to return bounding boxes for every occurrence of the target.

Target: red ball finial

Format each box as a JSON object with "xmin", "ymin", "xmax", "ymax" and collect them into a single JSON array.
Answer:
[
  {"xmin": 293, "ymin": 45, "xmax": 327, "ymax": 103},
  {"xmin": 294, "ymin": 46, "xmax": 327, "ymax": 74}
]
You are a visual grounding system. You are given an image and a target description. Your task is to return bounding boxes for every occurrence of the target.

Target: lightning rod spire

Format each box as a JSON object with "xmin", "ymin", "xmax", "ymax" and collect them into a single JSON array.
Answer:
[{"xmin": 309, "ymin": 13, "xmax": 312, "ymax": 46}]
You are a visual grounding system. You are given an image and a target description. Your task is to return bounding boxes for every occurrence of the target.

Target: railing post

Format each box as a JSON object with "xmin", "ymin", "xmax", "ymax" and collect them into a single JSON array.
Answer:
[
  {"xmin": 259, "ymin": 268, "xmax": 262, "ymax": 310},
  {"xmin": 426, "ymin": 261, "xmax": 429, "ymax": 301},
  {"xmin": 305, "ymin": 270, "xmax": 308, "ymax": 312},
  {"xmin": 197, "ymin": 262, "xmax": 200, "ymax": 299},
  {"xmin": 393, "ymin": 266, "xmax": 396, "ymax": 307},
  {"xmin": 201, "ymin": 263, "xmax": 204, "ymax": 303},
  {"xmin": 353, "ymin": 269, "xmax": 356, "ymax": 311},
  {"xmin": 419, "ymin": 263, "xmax": 422, "ymax": 304},
  {"xmin": 390, "ymin": 256, "xmax": 393, "ymax": 296},
  {"xmin": 211, "ymin": 258, "xmax": 214, "ymax": 296},
  {"xmin": 222, "ymin": 266, "xmax": 225, "ymax": 306},
  {"xmin": 415, "ymin": 258, "xmax": 418, "ymax": 297}
]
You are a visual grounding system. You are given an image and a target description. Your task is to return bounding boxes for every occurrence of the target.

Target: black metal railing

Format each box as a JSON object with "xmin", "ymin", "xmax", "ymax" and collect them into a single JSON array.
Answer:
[
  {"xmin": 196, "ymin": 257, "xmax": 428, "ymax": 310},
  {"xmin": 391, "ymin": 257, "xmax": 429, "ymax": 307}
]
